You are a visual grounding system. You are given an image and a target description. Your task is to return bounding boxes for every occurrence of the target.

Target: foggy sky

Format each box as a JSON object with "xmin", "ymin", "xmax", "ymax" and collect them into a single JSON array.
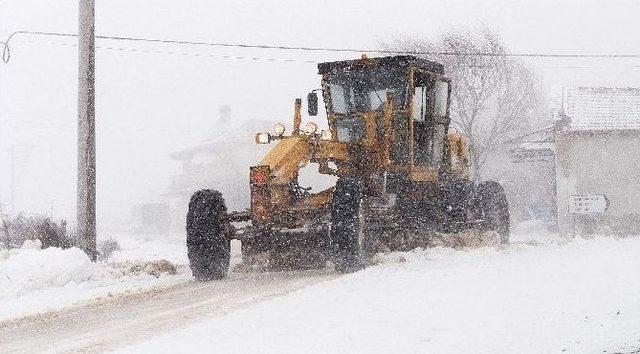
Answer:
[{"xmin": 1, "ymin": 0, "xmax": 639, "ymax": 231}]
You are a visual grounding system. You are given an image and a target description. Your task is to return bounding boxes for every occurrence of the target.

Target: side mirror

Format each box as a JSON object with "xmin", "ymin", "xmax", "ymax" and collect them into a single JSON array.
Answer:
[{"xmin": 307, "ymin": 91, "xmax": 318, "ymax": 116}]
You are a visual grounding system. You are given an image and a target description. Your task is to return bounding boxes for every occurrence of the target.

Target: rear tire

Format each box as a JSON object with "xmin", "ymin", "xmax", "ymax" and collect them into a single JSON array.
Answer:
[
  {"xmin": 476, "ymin": 181, "xmax": 510, "ymax": 244},
  {"xmin": 186, "ymin": 189, "xmax": 231, "ymax": 280},
  {"xmin": 330, "ymin": 178, "xmax": 368, "ymax": 273}
]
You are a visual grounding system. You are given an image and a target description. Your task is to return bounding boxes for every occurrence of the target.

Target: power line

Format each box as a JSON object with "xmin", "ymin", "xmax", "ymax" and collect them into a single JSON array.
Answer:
[
  {"xmin": 3, "ymin": 30, "xmax": 640, "ymax": 64},
  {"xmin": 10, "ymin": 39, "xmax": 640, "ymax": 70},
  {"xmin": 19, "ymin": 39, "xmax": 318, "ymax": 64},
  {"xmin": 536, "ymin": 65, "xmax": 640, "ymax": 69}
]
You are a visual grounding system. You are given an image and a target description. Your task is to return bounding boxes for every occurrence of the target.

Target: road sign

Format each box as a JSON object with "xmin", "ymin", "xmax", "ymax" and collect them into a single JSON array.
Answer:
[{"xmin": 568, "ymin": 194, "xmax": 609, "ymax": 214}]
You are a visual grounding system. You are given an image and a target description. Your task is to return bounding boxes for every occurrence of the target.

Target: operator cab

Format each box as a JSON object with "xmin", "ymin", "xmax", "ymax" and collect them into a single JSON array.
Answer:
[{"xmin": 314, "ymin": 55, "xmax": 451, "ymax": 175}]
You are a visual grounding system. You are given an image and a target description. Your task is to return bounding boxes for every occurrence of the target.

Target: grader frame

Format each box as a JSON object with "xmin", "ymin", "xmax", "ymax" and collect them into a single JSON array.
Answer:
[
  {"xmin": 186, "ymin": 55, "xmax": 510, "ymax": 280},
  {"xmin": 232, "ymin": 56, "xmax": 469, "ymax": 225}
]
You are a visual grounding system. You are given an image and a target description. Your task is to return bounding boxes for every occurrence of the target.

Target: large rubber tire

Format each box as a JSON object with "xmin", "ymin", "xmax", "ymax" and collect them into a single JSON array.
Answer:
[
  {"xmin": 330, "ymin": 178, "xmax": 368, "ymax": 273},
  {"xmin": 186, "ymin": 189, "xmax": 231, "ymax": 280},
  {"xmin": 435, "ymin": 179, "xmax": 475, "ymax": 234},
  {"xmin": 476, "ymin": 181, "xmax": 510, "ymax": 244}
]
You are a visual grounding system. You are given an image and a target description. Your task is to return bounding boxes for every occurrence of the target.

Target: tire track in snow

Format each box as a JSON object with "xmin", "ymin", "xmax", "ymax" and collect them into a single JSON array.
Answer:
[{"xmin": 0, "ymin": 269, "xmax": 336, "ymax": 353}]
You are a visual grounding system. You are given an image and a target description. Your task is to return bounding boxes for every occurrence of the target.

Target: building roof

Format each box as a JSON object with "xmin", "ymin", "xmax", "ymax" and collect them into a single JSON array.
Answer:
[
  {"xmin": 170, "ymin": 118, "xmax": 273, "ymax": 160},
  {"xmin": 317, "ymin": 55, "xmax": 444, "ymax": 76},
  {"xmin": 506, "ymin": 124, "xmax": 556, "ymax": 163},
  {"xmin": 563, "ymin": 87, "xmax": 640, "ymax": 131}
]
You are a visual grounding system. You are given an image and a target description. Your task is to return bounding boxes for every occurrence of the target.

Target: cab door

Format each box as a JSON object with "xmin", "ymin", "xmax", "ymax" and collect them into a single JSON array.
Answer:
[{"xmin": 410, "ymin": 69, "xmax": 451, "ymax": 181}]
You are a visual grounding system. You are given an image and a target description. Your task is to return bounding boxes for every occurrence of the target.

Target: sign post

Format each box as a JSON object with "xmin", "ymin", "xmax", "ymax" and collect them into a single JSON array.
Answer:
[
  {"xmin": 568, "ymin": 194, "xmax": 609, "ymax": 237},
  {"xmin": 568, "ymin": 194, "xmax": 609, "ymax": 214}
]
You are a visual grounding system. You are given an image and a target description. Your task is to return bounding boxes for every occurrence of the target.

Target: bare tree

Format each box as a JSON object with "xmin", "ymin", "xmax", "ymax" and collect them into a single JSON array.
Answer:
[
  {"xmin": 386, "ymin": 28, "xmax": 542, "ymax": 180},
  {"xmin": 0, "ymin": 202, "xmax": 10, "ymax": 248}
]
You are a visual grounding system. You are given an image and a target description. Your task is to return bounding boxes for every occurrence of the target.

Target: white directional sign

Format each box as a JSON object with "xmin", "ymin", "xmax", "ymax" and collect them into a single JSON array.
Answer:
[{"xmin": 568, "ymin": 194, "xmax": 609, "ymax": 214}]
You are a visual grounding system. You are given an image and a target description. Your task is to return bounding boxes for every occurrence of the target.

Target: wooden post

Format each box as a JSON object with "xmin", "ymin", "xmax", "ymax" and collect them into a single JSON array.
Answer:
[
  {"xmin": 78, "ymin": 0, "xmax": 96, "ymax": 261},
  {"xmin": 293, "ymin": 99, "xmax": 302, "ymax": 134}
]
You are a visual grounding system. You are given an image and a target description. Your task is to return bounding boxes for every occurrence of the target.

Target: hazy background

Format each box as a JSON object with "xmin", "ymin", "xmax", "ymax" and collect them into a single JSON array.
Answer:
[{"xmin": 1, "ymin": 0, "xmax": 639, "ymax": 232}]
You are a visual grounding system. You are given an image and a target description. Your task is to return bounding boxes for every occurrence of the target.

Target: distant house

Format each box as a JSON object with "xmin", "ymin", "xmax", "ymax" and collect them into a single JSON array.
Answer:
[
  {"xmin": 164, "ymin": 119, "xmax": 274, "ymax": 231},
  {"xmin": 555, "ymin": 87, "xmax": 640, "ymax": 236},
  {"xmin": 130, "ymin": 203, "xmax": 171, "ymax": 234},
  {"xmin": 505, "ymin": 124, "xmax": 557, "ymax": 224}
]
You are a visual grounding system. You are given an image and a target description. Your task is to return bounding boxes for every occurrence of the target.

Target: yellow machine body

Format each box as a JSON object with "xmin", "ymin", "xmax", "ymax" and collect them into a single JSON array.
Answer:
[{"xmin": 248, "ymin": 55, "xmax": 471, "ymax": 228}]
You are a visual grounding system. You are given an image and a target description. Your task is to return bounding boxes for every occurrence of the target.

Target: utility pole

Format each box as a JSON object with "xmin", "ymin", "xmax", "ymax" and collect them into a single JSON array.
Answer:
[{"xmin": 78, "ymin": 0, "xmax": 96, "ymax": 261}]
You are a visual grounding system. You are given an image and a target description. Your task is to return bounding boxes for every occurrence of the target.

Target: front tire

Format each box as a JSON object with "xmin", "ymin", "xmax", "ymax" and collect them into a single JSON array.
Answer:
[
  {"xmin": 476, "ymin": 181, "xmax": 510, "ymax": 244},
  {"xmin": 186, "ymin": 189, "xmax": 231, "ymax": 280},
  {"xmin": 330, "ymin": 178, "xmax": 369, "ymax": 273}
]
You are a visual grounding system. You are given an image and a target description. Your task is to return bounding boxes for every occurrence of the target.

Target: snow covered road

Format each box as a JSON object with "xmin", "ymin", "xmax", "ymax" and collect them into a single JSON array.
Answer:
[
  {"xmin": 122, "ymin": 236, "xmax": 640, "ymax": 354},
  {"xmin": 0, "ymin": 270, "xmax": 336, "ymax": 353},
  {"xmin": 3, "ymin": 232, "xmax": 640, "ymax": 353}
]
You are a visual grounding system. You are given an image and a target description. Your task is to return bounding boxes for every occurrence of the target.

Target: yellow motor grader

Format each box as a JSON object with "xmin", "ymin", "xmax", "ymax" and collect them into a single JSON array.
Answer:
[{"xmin": 186, "ymin": 55, "xmax": 509, "ymax": 280}]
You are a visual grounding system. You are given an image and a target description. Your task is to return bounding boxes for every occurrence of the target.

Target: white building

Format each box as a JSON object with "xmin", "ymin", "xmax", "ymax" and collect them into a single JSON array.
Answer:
[
  {"xmin": 555, "ymin": 87, "xmax": 640, "ymax": 236},
  {"xmin": 164, "ymin": 119, "xmax": 273, "ymax": 231}
]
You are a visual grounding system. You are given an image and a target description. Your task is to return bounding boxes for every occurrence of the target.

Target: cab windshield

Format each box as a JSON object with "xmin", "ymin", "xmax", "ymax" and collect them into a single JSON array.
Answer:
[{"xmin": 326, "ymin": 67, "xmax": 407, "ymax": 115}]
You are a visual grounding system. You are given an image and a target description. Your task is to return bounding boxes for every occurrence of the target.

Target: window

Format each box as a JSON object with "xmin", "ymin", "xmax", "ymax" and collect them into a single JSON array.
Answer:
[
  {"xmin": 430, "ymin": 80, "xmax": 450, "ymax": 166},
  {"xmin": 434, "ymin": 81, "xmax": 449, "ymax": 117},
  {"xmin": 412, "ymin": 73, "xmax": 451, "ymax": 167},
  {"xmin": 336, "ymin": 117, "xmax": 365, "ymax": 143},
  {"xmin": 431, "ymin": 124, "xmax": 447, "ymax": 166},
  {"xmin": 391, "ymin": 114, "xmax": 409, "ymax": 164},
  {"xmin": 326, "ymin": 68, "xmax": 408, "ymax": 115},
  {"xmin": 369, "ymin": 90, "xmax": 389, "ymax": 110},
  {"xmin": 412, "ymin": 86, "xmax": 426, "ymax": 122},
  {"xmin": 329, "ymin": 83, "xmax": 349, "ymax": 115},
  {"xmin": 412, "ymin": 75, "xmax": 433, "ymax": 166}
]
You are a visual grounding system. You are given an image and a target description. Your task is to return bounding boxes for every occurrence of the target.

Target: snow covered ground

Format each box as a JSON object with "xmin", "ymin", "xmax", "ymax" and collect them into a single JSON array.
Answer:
[
  {"xmin": 0, "ymin": 235, "xmax": 190, "ymax": 321},
  {"xmin": 3, "ymin": 224, "xmax": 640, "ymax": 353},
  {"xmin": 0, "ymin": 233, "xmax": 246, "ymax": 322},
  {"xmin": 122, "ymin": 230, "xmax": 640, "ymax": 354}
]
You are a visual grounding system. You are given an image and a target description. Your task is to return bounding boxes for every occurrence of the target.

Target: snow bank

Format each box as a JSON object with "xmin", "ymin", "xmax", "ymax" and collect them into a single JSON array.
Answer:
[
  {"xmin": 108, "ymin": 234, "xmax": 242, "ymax": 268},
  {"xmin": 124, "ymin": 236, "xmax": 640, "ymax": 354},
  {"xmin": 108, "ymin": 234, "xmax": 188, "ymax": 264},
  {"xmin": 511, "ymin": 219, "xmax": 559, "ymax": 244},
  {"xmin": 0, "ymin": 240, "xmax": 102, "ymax": 299},
  {"xmin": 0, "ymin": 239, "xmax": 186, "ymax": 321}
]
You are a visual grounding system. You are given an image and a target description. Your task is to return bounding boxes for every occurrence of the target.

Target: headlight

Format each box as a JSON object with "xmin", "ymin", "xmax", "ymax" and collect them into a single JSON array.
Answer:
[
  {"xmin": 320, "ymin": 129, "xmax": 333, "ymax": 141},
  {"xmin": 304, "ymin": 122, "xmax": 318, "ymax": 135},
  {"xmin": 273, "ymin": 122, "xmax": 285, "ymax": 136},
  {"xmin": 255, "ymin": 132, "xmax": 271, "ymax": 144}
]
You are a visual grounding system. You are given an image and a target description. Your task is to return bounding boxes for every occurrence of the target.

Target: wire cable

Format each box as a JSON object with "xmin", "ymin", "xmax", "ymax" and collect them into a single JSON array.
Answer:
[
  {"xmin": 21, "ymin": 39, "xmax": 318, "ymax": 64},
  {"xmin": 3, "ymin": 30, "xmax": 640, "ymax": 64},
  {"xmin": 1, "ymin": 39, "xmax": 10, "ymax": 63},
  {"xmin": 13, "ymin": 39, "xmax": 640, "ymax": 70}
]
